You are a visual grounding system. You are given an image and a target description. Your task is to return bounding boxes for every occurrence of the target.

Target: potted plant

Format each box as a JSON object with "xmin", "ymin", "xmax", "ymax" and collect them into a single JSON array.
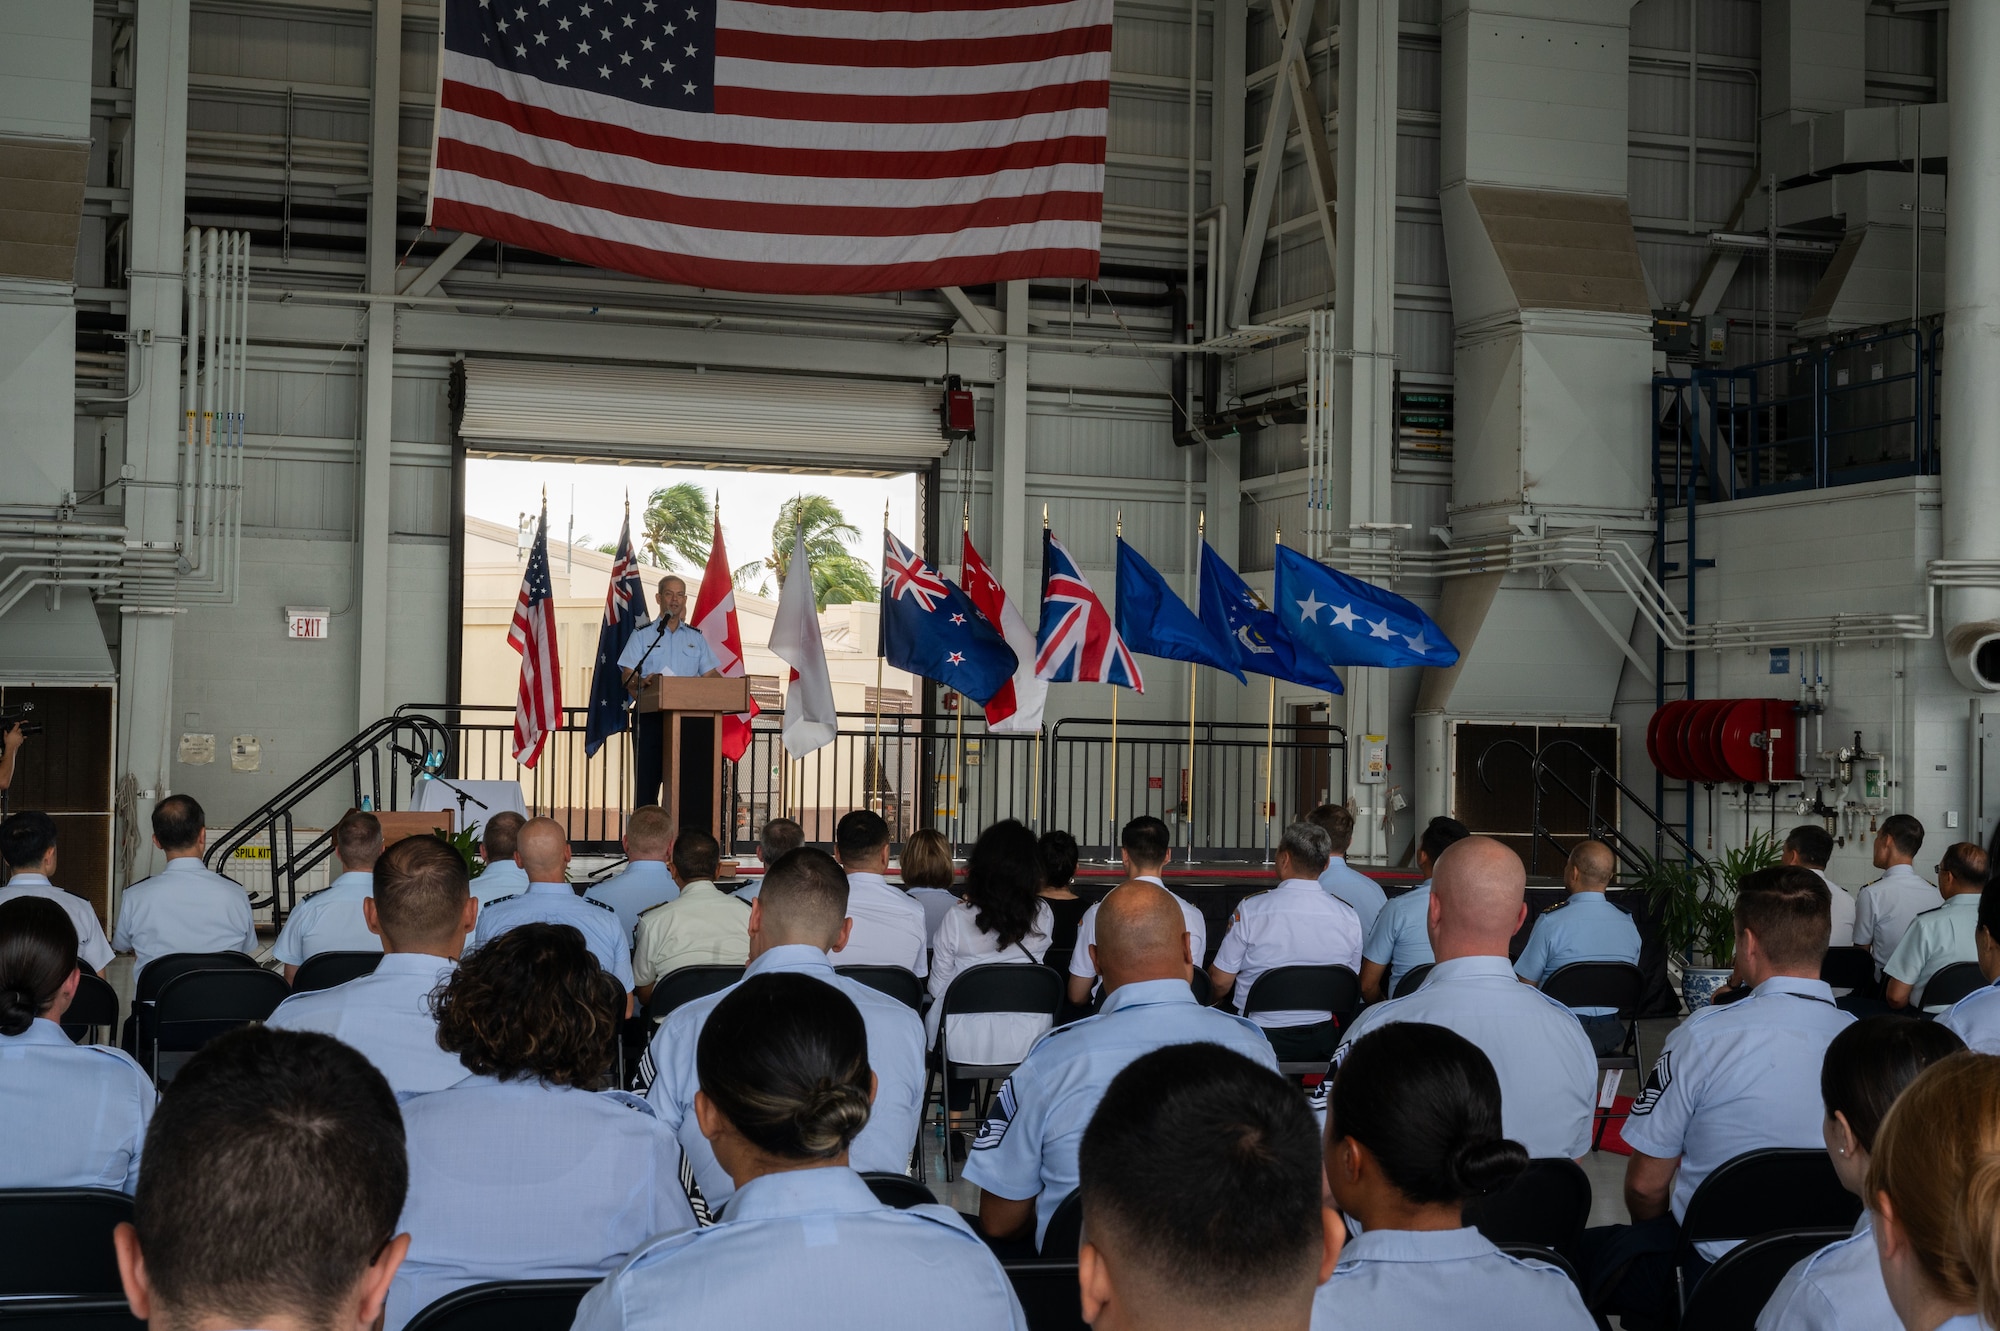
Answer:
[
  {"xmin": 1638, "ymin": 832, "xmax": 1779, "ymax": 1010},
  {"xmin": 433, "ymin": 822, "xmax": 487, "ymax": 879}
]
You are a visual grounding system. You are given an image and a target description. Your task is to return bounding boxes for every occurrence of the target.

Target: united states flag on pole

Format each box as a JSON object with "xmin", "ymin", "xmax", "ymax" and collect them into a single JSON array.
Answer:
[
  {"xmin": 509, "ymin": 507, "xmax": 563, "ymax": 766},
  {"xmin": 431, "ymin": 0, "xmax": 1114, "ymax": 295}
]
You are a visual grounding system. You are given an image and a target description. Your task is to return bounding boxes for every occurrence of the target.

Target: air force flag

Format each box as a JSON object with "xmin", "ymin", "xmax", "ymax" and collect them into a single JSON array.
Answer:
[
  {"xmin": 1197, "ymin": 542, "xmax": 1343, "ymax": 693},
  {"xmin": 1274, "ymin": 544, "xmax": 1459, "ymax": 669}
]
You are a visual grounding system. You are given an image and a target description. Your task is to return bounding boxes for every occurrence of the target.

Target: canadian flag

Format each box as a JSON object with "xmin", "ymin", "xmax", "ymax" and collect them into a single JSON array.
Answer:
[
  {"xmin": 961, "ymin": 532, "xmax": 1047, "ymax": 733},
  {"xmin": 692, "ymin": 516, "xmax": 757, "ymax": 762}
]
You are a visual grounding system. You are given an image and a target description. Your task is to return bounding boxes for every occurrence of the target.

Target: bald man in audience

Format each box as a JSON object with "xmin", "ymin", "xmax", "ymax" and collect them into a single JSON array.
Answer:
[
  {"xmin": 469, "ymin": 817, "xmax": 635, "ymax": 1011},
  {"xmin": 584, "ymin": 806, "xmax": 681, "ymax": 937},
  {"xmin": 965, "ymin": 880, "xmax": 1279, "ymax": 1253},
  {"xmin": 1322, "ymin": 837, "xmax": 1597, "ymax": 1160},
  {"xmin": 1514, "ymin": 840, "xmax": 1643, "ymax": 1053}
]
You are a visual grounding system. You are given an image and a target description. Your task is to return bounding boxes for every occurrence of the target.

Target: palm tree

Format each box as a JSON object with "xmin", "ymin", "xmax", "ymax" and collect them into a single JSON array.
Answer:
[
  {"xmin": 639, "ymin": 482, "xmax": 713, "ymax": 572},
  {"xmin": 737, "ymin": 493, "xmax": 877, "ymax": 610}
]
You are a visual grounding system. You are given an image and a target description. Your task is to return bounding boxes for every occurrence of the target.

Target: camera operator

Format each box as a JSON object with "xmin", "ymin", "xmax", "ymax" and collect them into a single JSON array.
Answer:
[{"xmin": 0, "ymin": 720, "xmax": 23, "ymax": 803}]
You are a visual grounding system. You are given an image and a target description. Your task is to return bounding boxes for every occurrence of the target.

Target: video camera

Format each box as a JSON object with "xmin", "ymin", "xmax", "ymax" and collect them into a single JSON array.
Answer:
[{"xmin": 0, "ymin": 702, "xmax": 44, "ymax": 737}]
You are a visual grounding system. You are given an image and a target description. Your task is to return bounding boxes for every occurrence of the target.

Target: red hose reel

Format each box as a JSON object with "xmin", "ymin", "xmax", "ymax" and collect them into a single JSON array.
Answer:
[{"xmin": 1646, "ymin": 698, "xmax": 1800, "ymax": 784}]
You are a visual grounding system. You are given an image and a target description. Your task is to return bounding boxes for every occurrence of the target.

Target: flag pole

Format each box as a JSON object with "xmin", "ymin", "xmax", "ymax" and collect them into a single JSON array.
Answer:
[
  {"xmin": 873, "ymin": 499, "xmax": 887, "ymax": 820},
  {"xmin": 1186, "ymin": 511, "xmax": 1202, "ymax": 864},
  {"xmin": 1109, "ymin": 507, "xmax": 1120, "ymax": 859},
  {"xmin": 1264, "ymin": 525, "xmax": 1282, "ymax": 865}
]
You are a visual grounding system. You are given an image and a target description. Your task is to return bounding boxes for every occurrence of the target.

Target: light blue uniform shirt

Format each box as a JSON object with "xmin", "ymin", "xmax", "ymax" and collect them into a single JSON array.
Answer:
[
  {"xmin": 1363, "ymin": 882, "xmax": 1433, "ymax": 994},
  {"xmin": 0, "ymin": 1019, "xmax": 155, "ymax": 1193},
  {"xmin": 470, "ymin": 881, "xmax": 634, "ymax": 991},
  {"xmin": 642, "ymin": 943, "xmax": 925, "ymax": 1211},
  {"xmin": 1756, "ymin": 1214, "xmax": 1890, "ymax": 1331},
  {"xmin": 1621, "ymin": 975, "xmax": 1854, "ymax": 1261},
  {"xmin": 1311, "ymin": 1227, "xmax": 1592, "ymax": 1330},
  {"xmin": 271, "ymin": 871, "xmax": 382, "ymax": 967},
  {"xmin": 1513, "ymin": 890, "xmax": 1643, "ymax": 1016},
  {"xmin": 471, "ymin": 859, "xmax": 528, "ymax": 906},
  {"xmin": 570, "ymin": 1166, "xmax": 1027, "ymax": 1331},
  {"xmin": 1941, "ymin": 975, "xmax": 2000, "ymax": 1053},
  {"xmin": 964, "ymin": 978, "xmax": 1277, "ymax": 1247},
  {"xmin": 1327, "ymin": 955, "xmax": 1597, "ymax": 1159},
  {"xmin": 0, "ymin": 876, "xmax": 115, "ymax": 972},
  {"xmin": 1319, "ymin": 857, "xmax": 1387, "ymax": 934},
  {"xmin": 584, "ymin": 860, "xmax": 680, "ymax": 939},
  {"xmin": 111, "ymin": 857, "xmax": 260, "ymax": 979},
  {"xmin": 266, "ymin": 953, "xmax": 464, "ymax": 1095},
  {"xmin": 616, "ymin": 621, "xmax": 720, "ymax": 678},
  {"xmin": 388, "ymin": 1075, "xmax": 695, "ymax": 1331}
]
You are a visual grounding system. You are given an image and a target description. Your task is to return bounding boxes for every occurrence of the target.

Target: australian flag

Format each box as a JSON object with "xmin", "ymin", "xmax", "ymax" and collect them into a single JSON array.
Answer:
[
  {"xmin": 584, "ymin": 510, "xmax": 650, "ymax": 757},
  {"xmin": 1274, "ymin": 544, "xmax": 1460, "ymax": 669},
  {"xmin": 1198, "ymin": 541, "xmax": 1344, "ymax": 693},
  {"xmin": 880, "ymin": 532, "xmax": 1018, "ymax": 704}
]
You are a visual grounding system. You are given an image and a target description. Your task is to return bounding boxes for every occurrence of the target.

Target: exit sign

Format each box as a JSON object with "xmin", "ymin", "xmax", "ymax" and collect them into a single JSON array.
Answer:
[{"xmin": 286, "ymin": 606, "xmax": 330, "ymax": 640}]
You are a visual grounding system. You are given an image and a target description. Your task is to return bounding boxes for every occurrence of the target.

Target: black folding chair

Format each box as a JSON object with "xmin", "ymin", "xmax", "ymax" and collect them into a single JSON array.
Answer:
[
  {"xmin": 1002, "ymin": 1260, "xmax": 1087, "ymax": 1331},
  {"xmin": 147, "ymin": 968, "xmax": 291, "ymax": 1084},
  {"xmin": 1240, "ymin": 964, "xmax": 1362, "ymax": 1075},
  {"xmin": 1465, "ymin": 1157, "xmax": 1593, "ymax": 1258},
  {"xmin": 859, "ymin": 1172, "xmax": 938, "ymax": 1209},
  {"xmin": 1677, "ymin": 1149, "xmax": 1861, "ymax": 1305},
  {"xmin": 1921, "ymin": 961, "xmax": 1986, "ymax": 1010},
  {"xmin": 401, "ymin": 1280, "xmax": 598, "ymax": 1331},
  {"xmin": 0, "ymin": 1298, "xmax": 145, "ymax": 1331},
  {"xmin": 1678, "ymin": 1227, "xmax": 1848, "ymax": 1331},
  {"xmin": 1040, "ymin": 1188, "xmax": 1083, "ymax": 1256},
  {"xmin": 61, "ymin": 973, "xmax": 120, "ymax": 1045},
  {"xmin": 644, "ymin": 964, "xmax": 743, "ymax": 1020},
  {"xmin": 1820, "ymin": 946, "xmax": 1877, "ymax": 992},
  {"xmin": 290, "ymin": 950, "xmax": 384, "ymax": 993},
  {"xmin": 0, "ymin": 1189, "xmax": 134, "ymax": 1296},
  {"xmin": 1494, "ymin": 1242, "xmax": 1584, "ymax": 1292},
  {"xmin": 1393, "ymin": 962, "xmax": 1434, "ymax": 997},
  {"xmin": 836, "ymin": 965, "xmax": 925, "ymax": 1012},
  {"xmin": 1542, "ymin": 961, "xmax": 1646, "ymax": 1149},
  {"xmin": 120, "ymin": 951, "xmax": 261, "ymax": 1055},
  {"xmin": 1187, "ymin": 967, "xmax": 1212, "ymax": 1006},
  {"xmin": 930, "ymin": 964, "xmax": 1066, "ymax": 1182}
]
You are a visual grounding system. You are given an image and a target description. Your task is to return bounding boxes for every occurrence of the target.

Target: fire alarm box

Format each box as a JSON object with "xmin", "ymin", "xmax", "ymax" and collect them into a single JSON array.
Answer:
[{"xmin": 939, "ymin": 374, "xmax": 975, "ymax": 441}]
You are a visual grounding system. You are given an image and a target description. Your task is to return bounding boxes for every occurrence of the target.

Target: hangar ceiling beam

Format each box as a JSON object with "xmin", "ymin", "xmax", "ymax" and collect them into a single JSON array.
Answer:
[
  {"xmin": 938, "ymin": 286, "xmax": 998, "ymax": 336},
  {"xmin": 1271, "ymin": 0, "xmax": 1339, "ymax": 274},
  {"xmin": 399, "ymin": 231, "xmax": 483, "ymax": 297},
  {"xmin": 1229, "ymin": 0, "xmax": 1311, "ymax": 328}
]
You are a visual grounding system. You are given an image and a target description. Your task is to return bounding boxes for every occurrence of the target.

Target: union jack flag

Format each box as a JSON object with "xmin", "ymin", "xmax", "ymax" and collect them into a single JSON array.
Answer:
[
  {"xmin": 884, "ymin": 534, "xmax": 951, "ymax": 612},
  {"xmin": 1034, "ymin": 529, "xmax": 1143, "ymax": 691}
]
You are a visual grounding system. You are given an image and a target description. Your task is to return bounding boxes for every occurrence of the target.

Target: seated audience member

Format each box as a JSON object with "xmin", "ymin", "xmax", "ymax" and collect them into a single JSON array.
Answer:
[
  {"xmin": 0, "ymin": 810, "xmax": 113, "ymax": 975},
  {"xmin": 1067, "ymin": 816, "xmax": 1207, "ymax": 1007},
  {"xmin": 469, "ymin": 816, "xmax": 634, "ymax": 1007},
  {"xmin": 113, "ymin": 1026, "xmax": 410, "ymax": 1331},
  {"xmin": 573, "ymin": 973, "xmax": 1026, "ymax": 1331},
  {"xmin": 631, "ymin": 828, "xmax": 749, "ymax": 1003},
  {"xmin": 1784, "ymin": 823, "xmax": 1857, "ymax": 947},
  {"xmin": 1513, "ymin": 839, "xmax": 1643, "ymax": 1053},
  {"xmin": 1581, "ymin": 865, "xmax": 1854, "ymax": 1328},
  {"xmin": 1309, "ymin": 802, "xmax": 1387, "ymax": 934},
  {"xmin": 471, "ymin": 810, "xmax": 529, "ymax": 905},
  {"xmin": 733, "ymin": 817, "xmax": 805, "ymax": 903},
  {"xmin": 1757, "ymin": 1019, "xmax": 1966, "ymax": 1331},
  {"xmin": 1360, "ymin": 815, "xmax": 1469, "ymax": 1002},
  {"xmin": 1313, "ymin": 1023, "xmax": 1593, "ymax": 1331},
  {"xmin": 1036, "ymin": 829, "xmax": 1091, "ymax": 956},
  {"xmin": 0, "ymin": 897, "xmax": 153, "ymax": 1191},
  {"xmin": 831, "ymin": 809, "xmax": 929, "ymax": 973},
  {"xmin": 585, "ymin": 805, "xmax": 680, "ymax": 936},
  {"xmin": 1210, "ymin": 821, "xmax": 1365, "ymax": 1061},
  {"xmin": 1855, "ymin": 814, "xmax": 1940, "ymax": 975},
  {"xmin": 1077, "ymin": 1042, "xmax": 1334, "ymax": 1331},
  {"xmin": 389, "ymin": 923, "xmax": 693, "ymax": 1330},
  {"xmin": 1863, "ymin": 1051, "xmax": 2000, "ymax": 1331},
  {"xmin": 1327, "ymin": 836, "xmax": 1595, "ymax": 1159},
  {"xmin": 642, "ymin": 847, "xmax": 924, "ymax": 1213},
  {"xmin": 1886, "ymin": 842, "xmax": 1987, "ymax": 1011},
  {"xmin": 271, "ymin": 809, "xmax": 384, "ymax": 982},
  {"xmin": 266, "ymin": 835, "xmax": 476, "ymax": 1095},
  {"xmin": 927, "ymin": 819, "xmax": 1056, "ymax": 1065},
  {"xmin": 967, "ymin": 881, "xmax": 1278, "ymax": 1250},
  {"xmin": 900, "ymin": 827, "xmax": 962, "ymax": 940},
  {"xmin": 111, "ymin": 794, "xmax": 258, "ymax": 979},
  {"xmin": 1939, "ymin": 881, "xmax": 2000, "ymax": 1052}
]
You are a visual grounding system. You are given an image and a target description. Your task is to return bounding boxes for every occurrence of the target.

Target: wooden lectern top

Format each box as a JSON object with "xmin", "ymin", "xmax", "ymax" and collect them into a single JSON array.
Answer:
[{"xmin": 637, "ymin": 676, "xmax": 752, "ymax": 714}]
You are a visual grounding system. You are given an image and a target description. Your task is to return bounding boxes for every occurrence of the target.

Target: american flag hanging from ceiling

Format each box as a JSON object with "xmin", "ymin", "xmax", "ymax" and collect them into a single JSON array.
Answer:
[{"xmin": 429, "ymin": 0, "xmax": 1113, "ymax": 295}]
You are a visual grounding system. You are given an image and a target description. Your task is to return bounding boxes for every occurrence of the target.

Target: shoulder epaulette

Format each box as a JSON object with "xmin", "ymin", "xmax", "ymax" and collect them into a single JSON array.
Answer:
[
  {"xmin": 481, "ymin": 892, "xmax": 521, "ymax": 907},
  {"xmin": 582, "ymin": 896, "xmax": 618, "ymax": 915}
]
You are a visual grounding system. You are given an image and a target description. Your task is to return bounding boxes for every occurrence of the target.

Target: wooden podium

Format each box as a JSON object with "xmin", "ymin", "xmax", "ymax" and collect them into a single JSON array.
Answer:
[{"xmin": 637, "ymin": 676, "xmax": 750, "ymax": 837}]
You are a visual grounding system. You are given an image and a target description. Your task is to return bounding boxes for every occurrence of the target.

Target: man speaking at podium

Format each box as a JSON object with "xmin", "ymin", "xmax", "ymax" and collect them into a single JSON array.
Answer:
[{"xmin": 619, "ymin": 575, "xmax": 721, "ymax": 808}]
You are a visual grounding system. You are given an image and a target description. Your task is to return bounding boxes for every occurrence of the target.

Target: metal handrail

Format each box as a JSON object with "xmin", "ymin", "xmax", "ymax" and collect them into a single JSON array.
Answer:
[{"xmin": 1475, "ymin": 736, "xmax": 1708, "ymax": 877}]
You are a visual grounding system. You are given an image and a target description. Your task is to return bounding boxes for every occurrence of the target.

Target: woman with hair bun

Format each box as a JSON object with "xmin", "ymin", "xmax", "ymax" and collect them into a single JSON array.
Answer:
[
  {"xmin": 0, "ymin": 896, "xmax": 153, "ymax": 1192},
  {"xmin": 572, "ymin": 972, "xmax": 1028, "ymax": 1331},
  {"xmin": 1865, "ymin": 1051, "xmax": 2000, "ymax": 1331},
  {"xmin": 1312, "ymin": 1021, "xmax": 1593, "ymax": 1330}
]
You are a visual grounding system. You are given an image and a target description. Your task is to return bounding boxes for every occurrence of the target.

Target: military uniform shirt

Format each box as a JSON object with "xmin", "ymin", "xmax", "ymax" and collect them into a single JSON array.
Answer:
[
  {"xmin": 1513, "ymin": 890, "xmax": 1643, "ymax": 1015},
  {"xmin": 1756, "ymin": 1214, "xmax": 1892, "ymax": 1331},
  {"xmin": 387, "ymin": 1074, "xmax": 695, "ymax": 1331},
  {"xmin": 1884, "ymin": 892, "xmax": 1982, "ymax": 1009},
  {"xmin": 1814, "ymin": 870, "xmax": 1857, "ymax": 950},
  {"xmin": 1309, "ymin": 1227, "xmax": 1593, "ymax": 1331},
  {"xmin": 1363, "ymin": 881, "xmax": 1434, "ymax": 995},
  {"xmin": 0, "ymin": 875, "xmax": 114, "ymax": 972},
  {"xmin": 569, "ymin": 1166, "xmax": 1027, "ymax": 1331},
  {"xmin": 1319, "ymin": 856, "xmax": 1387, "ymax": 934},
  {"xmin": 471, "ymin": 859, "xmax": 528, "ymax": 906},
  {"xmin": 641, "ymin": 944, "xmax": 925, "ymax": 1211},
  {"xmin": 1853, "ymin": 864, "xmax": 1941, "ymax": 972},
  {"xmin": 1329, "ymin": 955, "xmax": 1597, "ymax": 1158},
  {"xmin": 1940, "ymin": 976, "xmax": 2000, "ymax": 1054},
  {"xmin": 631, "ymin": 879, "xmax": 750, "ymax": 989},
  {"xmin": 266, "ymin": 952, "xmax": 464, "ymax": 1095},
  {"xmin": 1620, "ymin": 975, "xmax": 1854, "ymax": 1260},
  {"xmin": 1068, "ymin": 877, "xmax": 1207, "ymax": 983},
  {"xmin": 0, "ymin": 1019, "xmax": 154, "ymax": 1193},
  {"xmin": 469, "ymin": 881, "xmax": 634, "ymax": 991},
  {"xmin": 1212, "ymin": 879, "xmax": 1364, "ymax": 1027},
  {"xmin": 963, "ymin": 978, "xmax": 1277, "ymax": 1247},
  {"xmin": 111, "ymin": 856, "xmax": 259, "ymax": 978},
  {"xmin": 615, "ymin": 620, "xmax": 720, "ymax": 679},
  {"xmin": 271, "ymin": 871, "xmax": 382, "ymax": 967},
  {"xmin": 833, "ymin": 872, "xmax": 929, "ymax": 975},
  {"xmin": 584, "ymin": 859, "xmax": 679, "ymax": 939}
]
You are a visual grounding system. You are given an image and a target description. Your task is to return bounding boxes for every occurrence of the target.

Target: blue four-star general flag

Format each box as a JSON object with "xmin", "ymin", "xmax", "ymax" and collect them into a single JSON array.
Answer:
[
  {"xmin": 1198, "ymin": 541, "xmax": 1344, "ymax": 693},
  {"xmin": 584, "ymin": 510, "xmax": 649, "ymax": 757},
  {"xmin": 1274, "ymin": 544, "xmax": 1459, "ymax": 669},
  {"xmin": 1115, "ymin": 538, "xmax": 1244, "ymax": 682},
  {"xmin": 880, "ymin": 532, "xmax": 1018, "ymax": 704}
]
